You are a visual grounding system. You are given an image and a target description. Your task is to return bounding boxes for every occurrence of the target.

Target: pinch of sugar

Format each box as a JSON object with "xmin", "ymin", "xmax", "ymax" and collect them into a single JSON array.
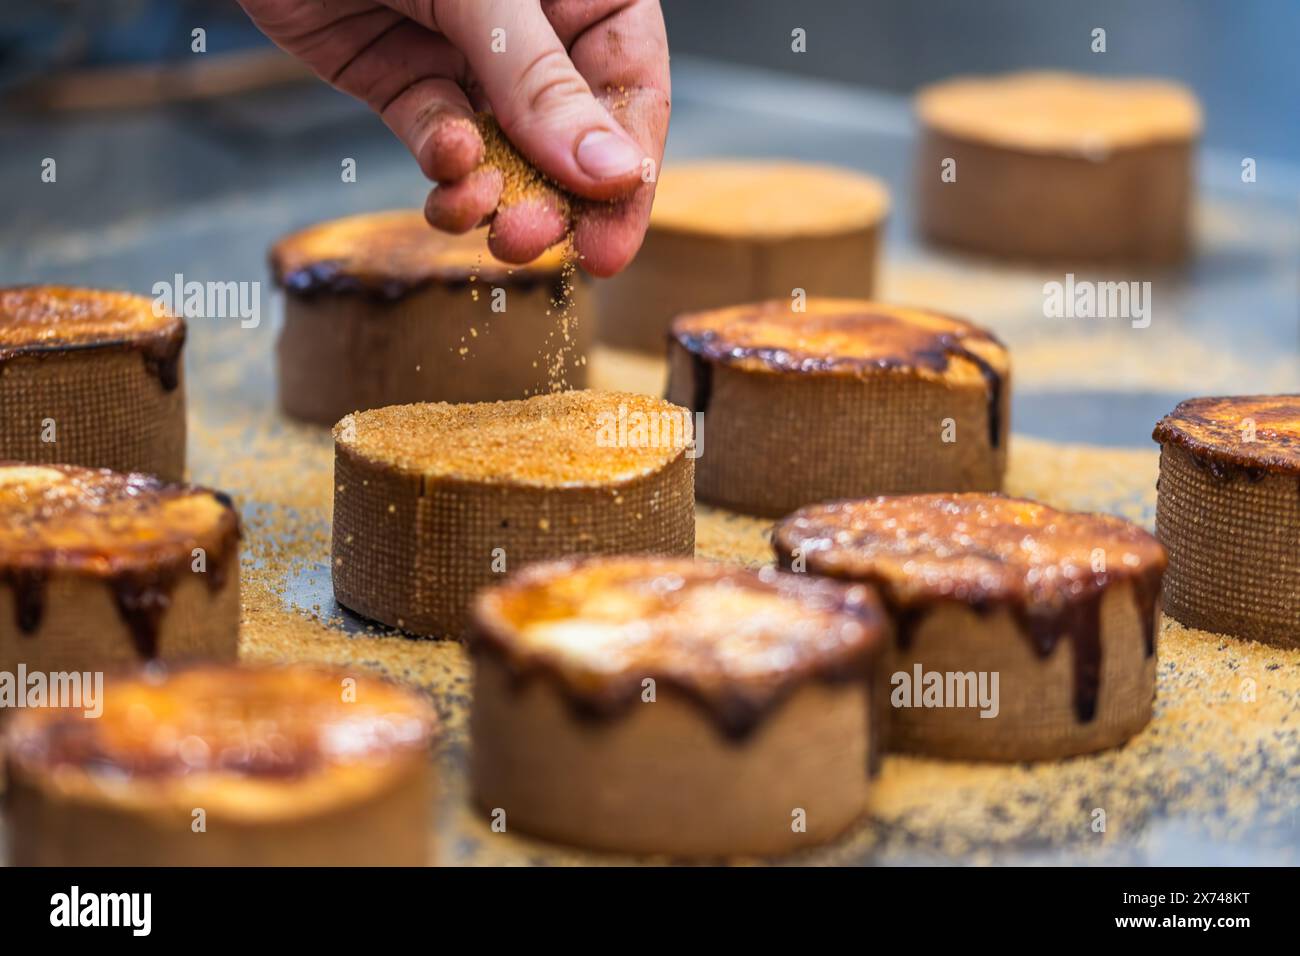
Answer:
[{"xmin": 475, "ymin": 113, "xmax": 571, "ymax": 220}]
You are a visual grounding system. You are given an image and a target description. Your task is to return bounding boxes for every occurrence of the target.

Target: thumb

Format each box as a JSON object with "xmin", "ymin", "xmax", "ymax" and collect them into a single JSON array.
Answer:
[{"xmin": 435, "ymin": 0, "xmax": 647, "ymax": 200}]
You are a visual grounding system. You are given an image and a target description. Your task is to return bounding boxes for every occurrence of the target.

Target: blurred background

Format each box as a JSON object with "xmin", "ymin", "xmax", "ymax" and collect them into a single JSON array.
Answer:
[{"xmin": 0, "ymin": 0, "xmax": 1296, "ymax": 445}]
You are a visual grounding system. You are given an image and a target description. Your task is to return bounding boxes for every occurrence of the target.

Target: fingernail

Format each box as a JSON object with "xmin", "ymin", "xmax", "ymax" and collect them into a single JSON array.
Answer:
[{"xmin": 576, "ymin": 130, "xmax": 642, "ymax": 180}]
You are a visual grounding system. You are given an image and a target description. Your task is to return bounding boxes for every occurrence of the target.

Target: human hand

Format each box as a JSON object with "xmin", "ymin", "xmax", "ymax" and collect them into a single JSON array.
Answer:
[{"xmin": 237, "ymin": 0, "xmax": 671, "ymax": 275}]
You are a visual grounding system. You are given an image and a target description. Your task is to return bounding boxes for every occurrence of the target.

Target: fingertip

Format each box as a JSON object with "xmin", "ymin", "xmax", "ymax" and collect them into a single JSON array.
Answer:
[
  {"xmin": 425, "ymin": 167, "xmax": 502, "ymax": 234},
  {"xmin": 419, "ymin": 111, "xmax": 484, "ymax": 182},
  {"xmin": 571, "ymin": 201, "xmax": 646, "ymax": 277},
  {"xmin": 488, "ymin": 198, "xmax": 570, "ymax": 263}
]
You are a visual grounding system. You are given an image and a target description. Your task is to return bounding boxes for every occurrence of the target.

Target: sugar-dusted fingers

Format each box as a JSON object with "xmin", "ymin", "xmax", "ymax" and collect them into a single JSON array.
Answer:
[{"xmin": 432, "ymin": 0, "xmax": 650, "ymax": 200}]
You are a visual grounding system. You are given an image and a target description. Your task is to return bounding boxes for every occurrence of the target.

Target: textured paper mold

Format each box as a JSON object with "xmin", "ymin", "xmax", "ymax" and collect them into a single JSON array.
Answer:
[
  {"xmin": 331, "ymin": 392, "xmax": 696, "ymax": 637},
  {"xmin": 0, "ymin": 286, "xmax": 186, "ymax": 479},
  {"xmin": 3, "ymin": 664, "xmax": 435, "ymax": 865}
]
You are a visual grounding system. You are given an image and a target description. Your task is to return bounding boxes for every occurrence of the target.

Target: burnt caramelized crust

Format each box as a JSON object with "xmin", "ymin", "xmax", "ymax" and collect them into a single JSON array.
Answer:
[
  {"xmin": 0, "ymin": 463, "xmax": 240, "ymax": 671},
  {"xmin": 0, "ymin": 286, "xmax": 186, "ymax": 479},
  {"xmin": 473, "ymin": 556, "xmax": 883, "ymax": 732},
  {"xmin": 774, "ymin": 494, "xmax": 1166, "ymax": 760},
  {"xmin": 594, "ymin": 161, "xmax": 889, "ymax": 353},
  {"xmin": 271, "ymin": 210, "xmax": 571, "ymax": 297},
  {"xmin": 331, "ymin": 391, "xmax": 695, "ymax": 638},
  {"xmin": 271, "ymin": 211, "xmax": 591, "ymax": 425},
  {"xmin": 1152, "ymin": 395, "xmax": 1300, "ymax": 476},
  {"xmin": 468, "ymin": 556, "xmax": 887, "ymax": 856},
  {"xmin": 3, "ymin": 664, "xmax": 437, "ymax": 865},
  {"xmin": 915, "ymin": 72, "xmax": 1201, "ymax": 262},
  {"xmin": 1152, "ymin": 395, "xmax": 1300, "ymax": 646},
  {"xmin": 665, "ymin": 298, "xmax": 1010, "ymax": 517},
  {"xmin": 0, "ymin": 286, "xmax": 183, "ymax": 359}
]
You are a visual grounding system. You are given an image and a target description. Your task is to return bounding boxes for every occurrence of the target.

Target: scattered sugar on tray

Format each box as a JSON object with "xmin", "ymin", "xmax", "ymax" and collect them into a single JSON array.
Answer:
[{"xmin": 171, "ymin": 320, "xmax": 1300, "ymax": 864}]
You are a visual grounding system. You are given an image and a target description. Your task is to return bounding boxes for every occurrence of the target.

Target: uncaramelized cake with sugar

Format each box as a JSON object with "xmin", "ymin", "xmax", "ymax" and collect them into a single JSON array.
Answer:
[{"xmin": 335, "ymin": 391, "xmax": 691, "ymax": 486}]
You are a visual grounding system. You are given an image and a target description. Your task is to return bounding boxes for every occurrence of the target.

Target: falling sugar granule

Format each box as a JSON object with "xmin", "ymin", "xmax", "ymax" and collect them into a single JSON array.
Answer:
[
  {"xmin": 473, "ymin": 112, "xmax": 586, "ymax": 394},
  {"xmin": 542, "ymin": 251, "xmax": 583, "ymax": 393}
]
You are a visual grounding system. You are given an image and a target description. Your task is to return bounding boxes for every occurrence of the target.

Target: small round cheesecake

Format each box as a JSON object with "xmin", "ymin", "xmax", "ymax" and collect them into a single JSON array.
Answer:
[
  {"xmin": 774, "ymin": 494, "xmax": 1166, "ymax": 761},
  {"xmin": 665, "ymin": 298, "xmax": 1010, "ymax": 517},
  {"xmin": 916, "ymin": 71, "xmax": 1201, "ymax": 262},
  {"xmin": 3, "ymin": 664, "xmax": 437, "ymax": 866},
  {"xmin": 469, "ymin": 556, "xmax": 887, "ymax": 857},
  {"xmin": 0, "ymin": 286, "xmax": 186, "ymax": 479},
  {"xmin": 332, "ymin": 391, "xmax": 696, "ymax": 637},
  {"xmin": 0, "ymin": 463, "xmax": 239, "ymax": 675},
  {"xmin": 1153, "ymin": 395, "xmax": 1300, "ymax": 646},
  {"xmin": 271, "ymin": 211, "xmax": 590, "ymax": 425},
  {"xmin": 595, "ymin": 161, "xmax": 889, "ymax": 352}
]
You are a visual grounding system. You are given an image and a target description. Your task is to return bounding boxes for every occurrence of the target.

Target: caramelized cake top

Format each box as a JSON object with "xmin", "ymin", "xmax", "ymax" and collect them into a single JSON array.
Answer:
[
  {"xmin": 650, "ymin": 161, "xmax": 889, "ymax": 237},
  {"xmin": 917, "ymin": 71, "xmax": 1202, "ymax": 153},
  {"xmin": 671, "ymin": 298, "xmax": 1008, "ymax": 388},
  {"xmin": 335, "ymin": 391, "xmax": 692, "ymax": 487},
  {"xmin": 271, "ymin": 210, "xmax": 567, "ymax": 297},
  {"xmin": 0, "ymin": 286, "xmax": 182, "ymax": 356},
  {"xmin": 1153, "ymin": 395, "xmax": 1300, "ymax": 476},
  {"xmin": 3, "ymin": 665, "xmax": 435, "ymax": 813},
  {"xmin": 773, "ymin": 493, "xmax": 1166, "ymax": 610},
  {"xmin": 472, "ymin": 556, "xmax": 885, "ymax": 729},
  {"xmin": 0, "ymin": 463, "xmax": 238, "ymax": 576}
]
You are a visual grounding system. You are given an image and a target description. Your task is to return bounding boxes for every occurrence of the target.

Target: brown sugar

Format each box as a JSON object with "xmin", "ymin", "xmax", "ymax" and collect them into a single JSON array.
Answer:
[
  {"xmin": 471, "ymin": 116, "xmax": 584, "ymax": 393},
  {"xmin": 475, "ymin": 113, "xmax": 571, "ymax": 219},
  {"xmin": 334, "ymin": 391, "xmax": 691, "ymax": 487},
  {"xmin": 538, "ymin": 256, "xmax": 584, "ymax": 394}
]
